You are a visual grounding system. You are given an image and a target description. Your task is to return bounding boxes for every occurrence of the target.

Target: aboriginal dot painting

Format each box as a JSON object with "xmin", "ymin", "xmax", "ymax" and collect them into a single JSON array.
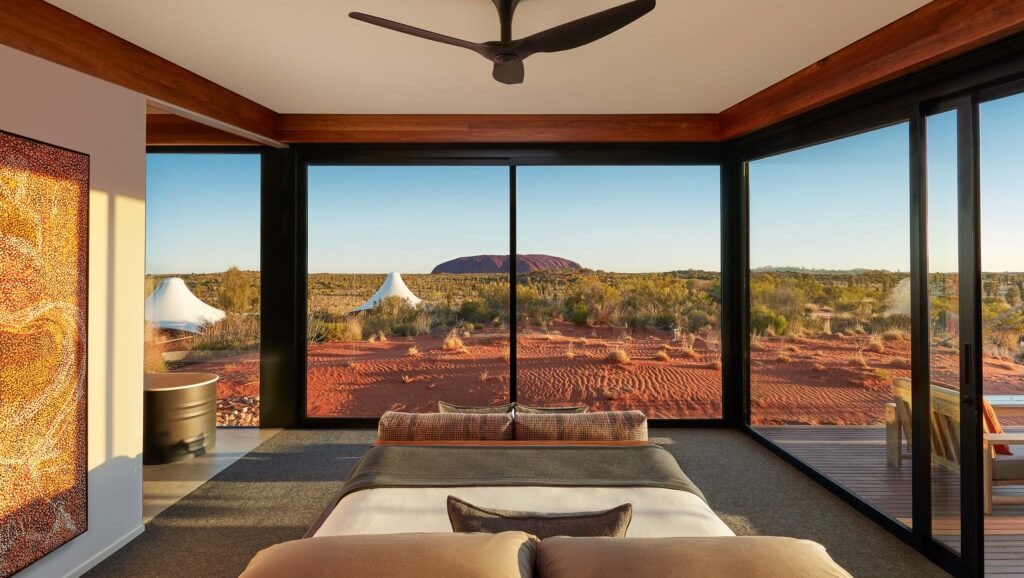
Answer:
[{"xmin": 0, "ymin": 130, "xmax": 88, "ymax": 577}]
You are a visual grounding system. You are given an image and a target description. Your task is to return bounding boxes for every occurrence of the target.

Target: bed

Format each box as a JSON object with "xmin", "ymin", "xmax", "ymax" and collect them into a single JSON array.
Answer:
[{"xmin": 307, "ymin": 442, "xmax": 734, "ymax": 538}]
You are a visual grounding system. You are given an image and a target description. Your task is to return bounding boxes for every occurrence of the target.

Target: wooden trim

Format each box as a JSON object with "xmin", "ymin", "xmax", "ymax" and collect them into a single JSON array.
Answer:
[
  {"xmin": 0, "ymin": 0, "xmax": 278, "ymax": 143},
  {"xmin": 275, "ymin": 114, "xmax": 721, "ymax": 144},
  {"xmin": 719, "ymin": 0, "xmax": 1024, "ymax": 140},
  {"xmin": 147, "ymin": 114, "xmax": 262, "ymax": 146}
]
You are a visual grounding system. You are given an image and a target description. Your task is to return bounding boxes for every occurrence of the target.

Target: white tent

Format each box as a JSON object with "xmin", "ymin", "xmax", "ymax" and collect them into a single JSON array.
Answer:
[
  {"xmin": 352, "ymin": 272, "xmax": 422, "ymax": 313},
  {"xmin": 145, "ymin": 277, "xmax": 226, "ymax": 333}
]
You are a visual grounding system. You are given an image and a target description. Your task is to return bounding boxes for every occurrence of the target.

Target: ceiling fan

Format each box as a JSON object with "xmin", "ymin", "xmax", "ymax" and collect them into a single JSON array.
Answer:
[{"xmin": 349, "ymin": 0, "xmax": 656, "ymax": 85}]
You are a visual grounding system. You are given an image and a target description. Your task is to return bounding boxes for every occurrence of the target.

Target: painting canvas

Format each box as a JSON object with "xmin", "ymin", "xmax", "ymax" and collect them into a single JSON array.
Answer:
[{"xmin": 0, "ymin": 130, "xmax": 89, "ymax": 576}]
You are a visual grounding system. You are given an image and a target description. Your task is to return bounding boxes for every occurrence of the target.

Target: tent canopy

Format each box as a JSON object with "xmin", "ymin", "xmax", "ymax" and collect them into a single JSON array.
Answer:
[
  {"xmin": 352, "ymin": 272, "xmax": 422, "ymax": 313},
  {"xmin": 145, "ymin": 277, "xmax": 226, "ymax": 333}
]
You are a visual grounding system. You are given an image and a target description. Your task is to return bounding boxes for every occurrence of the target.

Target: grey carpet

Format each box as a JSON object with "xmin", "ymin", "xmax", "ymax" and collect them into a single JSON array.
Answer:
[{"xmin": 89, "ymin": 428, "xmax": 947, "ymax": 578}]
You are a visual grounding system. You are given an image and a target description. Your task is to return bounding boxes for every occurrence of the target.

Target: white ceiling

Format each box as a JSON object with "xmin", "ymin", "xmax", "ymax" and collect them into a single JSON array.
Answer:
[{"xmin": 49, "ymin": 0, "xmax": 931, "ymax": 114}]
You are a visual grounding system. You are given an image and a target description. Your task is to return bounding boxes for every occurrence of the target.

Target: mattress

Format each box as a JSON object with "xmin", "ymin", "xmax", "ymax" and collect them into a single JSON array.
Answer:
[{"xmin": 309, "ymin": 443, "xmax": 734, "ymax": 538}]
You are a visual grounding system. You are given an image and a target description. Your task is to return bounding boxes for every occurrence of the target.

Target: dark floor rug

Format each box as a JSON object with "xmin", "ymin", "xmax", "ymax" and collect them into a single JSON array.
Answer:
[{"xmin": 89, "ymin": 428, "xmax": 947, "ymax": 577}]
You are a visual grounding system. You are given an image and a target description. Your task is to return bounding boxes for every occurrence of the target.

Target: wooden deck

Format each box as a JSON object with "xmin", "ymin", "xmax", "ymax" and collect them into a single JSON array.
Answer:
[{"xmin": 757, "ymin": 425, "xmax": 1024, "ymax": 576}]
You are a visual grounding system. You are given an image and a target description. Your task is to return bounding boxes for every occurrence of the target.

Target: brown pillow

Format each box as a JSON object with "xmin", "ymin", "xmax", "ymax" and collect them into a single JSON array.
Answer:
[
  {"xmin": 378, "ymin": 411, "xmax": 513, "ymax": 441},
  {"xmin": 515, "ymin": 403, "xmax": 588, "ymax": 414},
  {"xmin": 514, "ymin": 410, "xmax": 647, "ymax": 441},
  {"xmin": 448, "ymin": 496, "xmax": 632, "ymax": 539},
  {"xmin": 537, "ymin": 536, "xmax": 852, "ymax": 578},
  {"xmin": 241, "ymin": 532, "xmax": 538, "ymax": 578},
  {"xmin": 439, "ymin": 401, "xmax": 515, "ymax": 414}
]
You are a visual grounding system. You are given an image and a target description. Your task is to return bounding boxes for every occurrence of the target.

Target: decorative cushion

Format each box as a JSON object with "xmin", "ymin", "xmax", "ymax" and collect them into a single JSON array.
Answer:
[
  {"xmin": 536, "ymin": 536, "xmax": 853, "ymax": 578},
  {"xmin": 994, "ymin": 449, "xmax": 1024, "ymax": 480},
  {"xmin": 983, "ymin": 399, "xmax": 1013, "ymax": 456},
  {"xmin": 448, "ymin": 496, "xmax": 632, "ymax": 539},
  {"xmin": 514, "ymin": 411, "xmax": 648, "ymax": 442},
  {"xmin": 438, "ymin": 401, "xmax": 515, "ymax": 414},
  {"xmin": 378, "ymin": 411, "xmax": 513, "ymax": 441},
  {"xmin": 240, "ymin": 532, "xmax": 538, "ymax": 578},
  {"xmin": 516, "ymin": 403, "xmax": 589, "ymax": 414}
]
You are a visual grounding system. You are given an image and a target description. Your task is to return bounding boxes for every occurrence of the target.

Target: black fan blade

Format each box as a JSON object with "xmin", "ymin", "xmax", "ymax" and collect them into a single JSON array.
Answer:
[
  {"xmin": 513, "ymin": 0, "xmax": 655, "ymax": 57},
  {"xmin": 349, "ymin": 12, "xmax": 496, "ymax": 59},
  {"xmin": 493, "ymin": 59, "xmax": 525, "ymax": 84}
]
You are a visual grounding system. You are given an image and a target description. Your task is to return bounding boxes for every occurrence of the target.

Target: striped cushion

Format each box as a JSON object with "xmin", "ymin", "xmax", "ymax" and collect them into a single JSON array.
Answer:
[
  {"xmin": 438, "ymin": 401, "xmax": 515, "ymax": 414},
  {"xmin": 378, "ymin": 411, "xmax": 513, "ymax": 441},
  {"xmin": 514, "ymin": 411, "xmax": 648, "ymax": 442}
]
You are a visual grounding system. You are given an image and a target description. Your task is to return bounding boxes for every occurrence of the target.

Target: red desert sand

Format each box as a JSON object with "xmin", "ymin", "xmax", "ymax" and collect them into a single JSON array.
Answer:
[{"xmin": 185, "ymin": 320, "xmax": 1024, "ymax": 426}]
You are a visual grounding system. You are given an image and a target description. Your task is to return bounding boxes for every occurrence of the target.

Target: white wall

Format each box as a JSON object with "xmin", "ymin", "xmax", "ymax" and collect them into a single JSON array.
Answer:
[{"xmin": 0, "ymin": 45, "xmax": 147, "ymax": 577}]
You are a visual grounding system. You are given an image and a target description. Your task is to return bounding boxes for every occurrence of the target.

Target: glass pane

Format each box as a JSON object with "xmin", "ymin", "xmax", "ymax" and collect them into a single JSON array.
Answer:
[
  {"xmin": 749, "ymin": 124, "xmax": 913, "ymax": 526},
  {"xmin": 980, "ymin": 92, "xmax": 1024, "ymax": 568},
  {"xmin": 927, "ymin": 110, "xmax": 961, "ymax": 553},
  {"xmin": 306, "ymin": 166, "xmax": 510, "ymax": 417},
  {"xmin": 516, "ymin": 166, "xmax": 722, "ymax": 418},
  {"xmin": 145, "ymin": 153, "xmax": 262, "ymax": 426}
]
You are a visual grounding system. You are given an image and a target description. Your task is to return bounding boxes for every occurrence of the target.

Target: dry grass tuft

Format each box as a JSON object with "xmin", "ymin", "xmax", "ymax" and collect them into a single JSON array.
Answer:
[
  {"xmin": 882, "ymin": 329, "xmax": 908, "ymax": 342},
  {"xmin": 707, "ymin": 359, "xmax": 722, "ymax": 371},
  {"xmin": 501, "ymin": 347, "xmax": 511, "ymax": 362},
  {"xmin": 406, "ymin": 346, "xmax": 420, "ymax": 357},
  {"xmin": 872, "ymin": 368, "xmax": 892, "ymax": 381},
  {"xmin": 443, "ymin": 329, "xmax": 465, "ymax": 351},
  {"xmin": 866, "ymin": 336, "xmax": 885, "ymax": 354},
  {"xmin": 400, "ymin": 374, "xmax": 414, "ymax": 384},
  {"xmin": 606, "ymin": 349, "xmax": 631, "ymax": 364},
  {"xmin": 853, "ymin": 353, "xmax": 869, "ymax": 368},
  {"xmin": 678, "ymin": 347, "xmax": 698, "ymax": 359},
  {"xmin": 775, "ymin": 354, "xmax": 792, "ymax": 363},
  {"xmin": 654, "ymin": 350, "xmax": 671, "ymax": 362},
  {"xmin": 784, "ymin": 344, "xmax": 799, "ymax": 353},
  {"xmin": 813, "ymin": 362, "xmax": 828, "ymax": 373},
  {"xmin": 479, "ymin": 370, "xmax": 490, "ymax": 382}
]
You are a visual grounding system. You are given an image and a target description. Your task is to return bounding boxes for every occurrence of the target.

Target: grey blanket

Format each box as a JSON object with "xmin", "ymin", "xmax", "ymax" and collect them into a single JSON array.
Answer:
[{"xmin": 340, "ymin": 444, "xmax": 706, "ymax": 502}]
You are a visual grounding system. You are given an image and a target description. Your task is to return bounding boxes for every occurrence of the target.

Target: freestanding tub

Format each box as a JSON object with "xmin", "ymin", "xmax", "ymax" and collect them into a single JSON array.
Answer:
[{"xmin": 143, "ymin": 372, "xmax": 218, "ymax": 465}]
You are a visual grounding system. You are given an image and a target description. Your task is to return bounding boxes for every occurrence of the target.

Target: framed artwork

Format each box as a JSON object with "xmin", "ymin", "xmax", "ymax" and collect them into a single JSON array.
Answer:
[{"xmin": 0, "ymin": 130, "xmax": 89, "ymax": 576}]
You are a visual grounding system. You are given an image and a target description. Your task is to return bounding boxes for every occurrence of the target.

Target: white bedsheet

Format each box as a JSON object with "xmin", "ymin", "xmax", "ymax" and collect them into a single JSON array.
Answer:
[{"xmin": 313, "ymin": 486, "xmax": 735, "ymax": 538}]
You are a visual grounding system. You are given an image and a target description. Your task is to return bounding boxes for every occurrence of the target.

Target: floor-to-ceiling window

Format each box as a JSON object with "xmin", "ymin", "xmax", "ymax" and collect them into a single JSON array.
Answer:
[
  {"xmin": 749, "ymin": 124, "xmax": 914, "ymax": 525},
  {"xmin": 516, "ymin": 166, "xmax": 722, "ymax": 418},
  {"xmin": 146, "ymin": 153, "xmax": 262, "ymax": 426},
  {"xmin": 302, "ymin": 162, "xmax": 722, "ymax": 419},
  {"xmin": 980, "ymin": 91, "xmax": 1024, "ymax": 573},
  {"xmin": 305, "ymin": 166, "xmax": 511, "ymax": 418}
]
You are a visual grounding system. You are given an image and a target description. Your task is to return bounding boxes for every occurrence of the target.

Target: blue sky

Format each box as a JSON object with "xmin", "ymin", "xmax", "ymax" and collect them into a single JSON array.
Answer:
[{"xmin": 147, "ymin": 97, "xmax": 1024, "ymax": 275}]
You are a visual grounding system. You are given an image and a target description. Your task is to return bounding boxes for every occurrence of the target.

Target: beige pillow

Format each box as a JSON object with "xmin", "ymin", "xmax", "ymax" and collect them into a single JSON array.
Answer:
[
  {"xmin": 537, "ymin": 536, "xmax": 852, "ymax": 578},
  {"xmin": 448, "ymin": 496, "xmax": 632, "ymax": 539},
  {"xmin": 514, "ymin": 410, "xmax": 647, "ymax": 441},
  {"xmin": 438, "ymin": 401, "xmax": 515, "ymax": 414},
  {"xmin": 378, "ymin": 411, "xmax": 513, "ymax": 441},
  {"xmin": 241, "ymin": 532, "xmax": 538, "ymax": 578},
  {"xmin": 515, "ymin": 403, "xmax": 588, "ymax": 414}
]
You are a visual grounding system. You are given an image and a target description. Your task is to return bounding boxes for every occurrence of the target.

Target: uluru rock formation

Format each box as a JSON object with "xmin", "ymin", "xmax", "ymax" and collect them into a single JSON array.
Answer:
[{"xmin": 432, "ymin": 254, "xmax": 582, "ymax": 274}]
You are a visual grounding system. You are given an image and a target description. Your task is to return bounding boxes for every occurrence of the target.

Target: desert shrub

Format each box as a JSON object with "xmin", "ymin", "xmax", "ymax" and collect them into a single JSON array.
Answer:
[
  {"xmin": 813, "ymin": 362, "xmax": 827, "ymax": 372},
  {"xmin": 443, "ymin": 328, "xmax": 465, "ymax": 351},
  {"xmin": 775, "ymin": 354, "xmax": 792, "ymax": 363},
  {"xmin": 458, "ymin": 299, "xmax": 491, "ymax": 324},
  {"xmin": 219, "ymin": 266, "xmax": 253, "ymax": 314},
  {"xmin": 320, "ymin": 317, "xmax": 363, "ymax": 342},
  {"xmin": 570, "ymin": 304, "xmax": 590, "ymax": 326},
  {"xmin": 685, "ymin": 310, "xmax": 712, "ymax": 333},
  {"xmin": 654, "ymin": 350, "xmax": 670, "ymax": 362},
  {"xmin": 750, "ymin": 306, "xmax": 789, "ymax": 336},
  {"xmin": 606, "ymin": 349, "xmax": 630, "ymax": 364},
  {"xmin": 882, "ymin": 329, "xmax": 909, "ymax": 342},
  {"xmin": 479, "ymin": 371, "xmax": 490, "ymax": 382},
  {"xmin": 364, "ymin": 296, "xmax": 431, "ymax": 337},
  {"xmin": 192, "ymin": 313, "xmax": 260, "ymax": 350},
  {"xmin": 407, "ymin": 346, "xmax": 420, "ymax": 357},
  {"xmin": 872, "ymin": 368, "xmax": 892, "ymax": 381}
]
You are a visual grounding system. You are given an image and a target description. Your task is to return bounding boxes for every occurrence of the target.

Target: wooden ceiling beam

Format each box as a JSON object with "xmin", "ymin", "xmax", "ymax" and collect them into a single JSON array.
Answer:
[
  {"xmin": 0, "ymin": 0, "xmax": 281, "ymax": 146},
  {"xmin": 719, "ymin": 0, "xmax": 1024, "ymax": 140},
  {"xmin": 146, "ymin": 114, "xmax": 262, "ymax": 147},
  {"xmin": 274, "ymin": 114, "xmax": 721, "ymax": 144}
]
